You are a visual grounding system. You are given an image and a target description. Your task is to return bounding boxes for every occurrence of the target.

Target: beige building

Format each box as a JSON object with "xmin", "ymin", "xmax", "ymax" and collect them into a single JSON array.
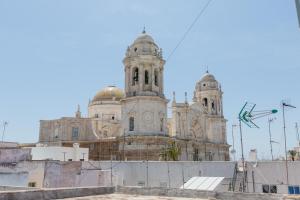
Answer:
[{"xmin": 39, "ymin": 30, "xmax": 230, "ymax": 161}]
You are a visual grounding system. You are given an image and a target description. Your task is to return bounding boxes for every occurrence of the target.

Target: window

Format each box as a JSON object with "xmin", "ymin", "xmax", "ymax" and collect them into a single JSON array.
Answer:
[
  {"xmin": 95, "ymin": 114, "xmax": 99, "ymax": 118},
  {"xmin": 72, "ymin": 127, "xmax": 79, "ymax": 140},
  {"xmin": 134, "ymin": 47, "xmax": 137, "ymax": 52},
  {"xmin": 262, "ymin": 184, "xmax": 277, "ymax": 193},
  {"xmin": 154, "ymin": 70, "xmax": 158, "ymax": 86},
  {"xmin": 28, "ymin": 182, "xmax": 36, "ymax": 187},
  {"xmin": 111, "ymin": 116, "xmax": 115, "ymax": 120},
  {"xmin": 145, "ymin": 70, "xmax": 149, "ymax": 84},
  {"xmin": 129, "ymin": 117, "xmax": 134, "ymax": 131},
  {"xmin": 212, "ymin": 100, "xmax": 215, "ymax": 110},
  {"xmin": 160, "ymin": 118, "xmax": 164, "ymax": 132},
  {"xmin": 288, "ymin": 186, "xmax": 300, "ymax": 194},
  {"xmin": 203, "ymin": 98, "xmax": 208, "ymax": 107},
  {"xmin": 132, "ymin": 68, "xmax": 139, "ymax": 85},
  {"xmin": 270, "ymin": 185, "xmax": 277, "ymax": 193},
  {"xmin": 262, "ymin": 185, "xmax": 269, "ymax": 193}
]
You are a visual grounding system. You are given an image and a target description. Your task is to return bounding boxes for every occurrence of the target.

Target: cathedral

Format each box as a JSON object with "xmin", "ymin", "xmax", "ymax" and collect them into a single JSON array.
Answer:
[{"xmin": 39, "ymin": 30, "xmax": 230, "ymax": 161}]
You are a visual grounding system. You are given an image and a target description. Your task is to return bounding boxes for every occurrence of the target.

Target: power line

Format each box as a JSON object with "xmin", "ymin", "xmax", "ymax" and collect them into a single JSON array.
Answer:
[{"xmin": 166, "ymin": 0, "xmax": 214, "ymax": 62}]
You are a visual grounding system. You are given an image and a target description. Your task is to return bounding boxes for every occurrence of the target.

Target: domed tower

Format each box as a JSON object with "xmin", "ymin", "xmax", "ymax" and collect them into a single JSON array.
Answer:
[
  {"xmin": 88, "ymin": 85, "xmax": 124, "ymax": 120},
  {"xmin": 88, "ymin": 86, "xmax": 124, "ymax": 138},
  {"xmin": 193, "ymin": 71, "xmax": 223, "ymax": 116},
  {"xmin": 121, "ymin": 30, "xmax": 168, "ymax": 136}
]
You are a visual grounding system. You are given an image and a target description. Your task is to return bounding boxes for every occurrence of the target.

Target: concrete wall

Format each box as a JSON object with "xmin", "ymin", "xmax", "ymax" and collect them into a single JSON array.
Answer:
[
  {"xmin": 0, "ymin": 161, "xmax": 45, "ymax": 188},
  {"xmin": 0, "ymin": 186, "xmax": 114, "ymax": 200},
  {"xmin": 83, "ymin": 161, "xmax": 236, "ymax": 188},
  {"xmin": 43, "ymin": 161, "xmax": 111, "ymax": 188},
  {"xmin": 0, "ymin": 149, "xmax": 31, "ymax": 163},
  {"xmin": 0, "ymin": 172, "xmax": 28, "ymax": 187},
  {"xmin": 0, "ymin": 186, "xmax": 36, "ymax": 191},
  {"xmin": 1, "ymin": 160, "xmax": 300, "ymax": 195},
  {"xmin": 117, "ymin": 186, "xmax": 287, "ymax": 200},
  {"xmin": 247, "ymin": 161, "xmax": 300, "ymax": 194}
]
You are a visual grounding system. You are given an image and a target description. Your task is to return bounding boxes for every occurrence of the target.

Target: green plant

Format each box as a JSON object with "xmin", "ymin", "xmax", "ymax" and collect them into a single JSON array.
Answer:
[{"xmin": 160, "ymin": 141, "xmax": 181, "ymax": 161}]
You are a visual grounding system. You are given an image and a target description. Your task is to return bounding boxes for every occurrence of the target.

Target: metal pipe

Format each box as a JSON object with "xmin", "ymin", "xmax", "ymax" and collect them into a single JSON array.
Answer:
[
  {"xmin": 232, "ymin": 125, "xmax": 236, "ymax": 161},
  {"xmin": 239, "ymin": 119, "xmax": 246, "ymax": 192},
  {"xmin": 282, "ymin": 103, "xmax": 289, "ymax": 185}
]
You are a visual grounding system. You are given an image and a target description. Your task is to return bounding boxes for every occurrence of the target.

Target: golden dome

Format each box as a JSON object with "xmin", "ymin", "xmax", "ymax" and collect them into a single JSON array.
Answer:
[{"xmin": 92, "ymin": 86, "xmax": 124, "ymax": 102}]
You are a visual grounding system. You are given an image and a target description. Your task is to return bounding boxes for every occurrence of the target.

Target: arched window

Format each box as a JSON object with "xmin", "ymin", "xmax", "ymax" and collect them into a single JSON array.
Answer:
[
  {"xmin": 203, "ymin": 98, "xmax": 208, "ymax": 107},
  {"xmin": 154, "ymin": 70, "xmax": 158, "ymax": 86},
  {"xmin": 145, "ymin": 70, "xmax": 149, "ymax": 85},
  {"xmin": 212, "ymin": 100, "xmax": 215, "ymax": 110},
  {"xmin": 129, "ymin": 117, "xmax": 134, "ymax": 131},
  {"xmin": 132, "ymin": 68, "xmax": 139, "ymax": 85}
]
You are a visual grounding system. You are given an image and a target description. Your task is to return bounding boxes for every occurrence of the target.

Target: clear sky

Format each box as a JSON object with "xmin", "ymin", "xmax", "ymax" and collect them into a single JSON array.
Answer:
[{"xmin": 0, "ymin": 0, "xmax": 299, "ymax": 160}]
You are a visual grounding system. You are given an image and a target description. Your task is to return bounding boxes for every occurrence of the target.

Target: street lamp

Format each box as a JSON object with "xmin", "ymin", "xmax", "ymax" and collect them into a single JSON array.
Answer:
[{"xmin": 282, "ymin": 101, "xmax": 296, "ymax": 186}]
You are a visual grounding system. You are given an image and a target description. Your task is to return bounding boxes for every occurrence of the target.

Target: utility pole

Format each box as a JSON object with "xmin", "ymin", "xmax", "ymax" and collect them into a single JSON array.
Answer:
[
  {"xmin": 282, "ymin": 102, "xmax": 296, "ymax": 186},
  {"xmin": 238, "ymin": 119, "xmax": 246, "ymax": 192},
  {"xmin": 268, "ymin": 118, "xmax": 276, "ymax": 161},
  {"xmin": 82, "ymin": 153, "xmax": 86, "ymax": 161},
  {"xmin": 231, "ymin": 124, "xmax": 238, "ymax": 161},
  {"xmin": 62, "ymin": 152, "xmax": 67, "ymax": 161}
]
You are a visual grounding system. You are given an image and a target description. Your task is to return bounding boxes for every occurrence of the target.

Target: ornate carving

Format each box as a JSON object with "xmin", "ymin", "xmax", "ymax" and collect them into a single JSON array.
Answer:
[
  {"xmin": 143, "ymin": 111, "xmax": 154, "ymax": 123},
  {"xmin": 190, "ymin": 115, "xmax": 204, "ymax": 139}
]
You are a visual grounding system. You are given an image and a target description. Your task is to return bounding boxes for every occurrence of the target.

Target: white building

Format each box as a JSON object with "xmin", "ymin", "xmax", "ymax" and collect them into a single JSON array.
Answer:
[{"xmin": 28, "ymin": 143, "xmax": 89, "ymax": 161}]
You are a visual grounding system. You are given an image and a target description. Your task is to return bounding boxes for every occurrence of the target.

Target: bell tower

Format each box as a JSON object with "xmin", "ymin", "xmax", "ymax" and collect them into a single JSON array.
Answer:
[
  {"xmin": 121, "ymin": 30, "xmax": 168, "ymax": 136},
  {"xmin": 193, "ymin": 71, "xmax": 226, "ymax": 144},
  {"xmin": 193, "ymin": 71, "xmax": 223, "ymax": 116},
  {"xmin": 123, "ymin": 30, "xmax": 165, "ymax": 98}
]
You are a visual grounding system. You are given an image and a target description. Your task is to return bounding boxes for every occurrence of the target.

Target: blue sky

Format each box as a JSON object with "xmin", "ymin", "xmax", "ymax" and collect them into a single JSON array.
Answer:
[{"xmin": 0, "ymin": 0, "xmax": 299, "ymax": 160}]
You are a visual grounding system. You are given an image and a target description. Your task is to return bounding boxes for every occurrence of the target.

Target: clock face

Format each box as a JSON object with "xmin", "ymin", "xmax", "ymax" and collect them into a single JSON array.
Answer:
[{"xmin": 143, "ymin": 111, "xmax": 154, "ymax": 123}]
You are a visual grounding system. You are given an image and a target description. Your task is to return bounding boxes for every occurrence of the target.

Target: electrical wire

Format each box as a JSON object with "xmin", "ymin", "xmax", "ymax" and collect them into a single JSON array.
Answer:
[{"xmin": 166, "ymin": 0, "xmax": 213, "ymax": 62}]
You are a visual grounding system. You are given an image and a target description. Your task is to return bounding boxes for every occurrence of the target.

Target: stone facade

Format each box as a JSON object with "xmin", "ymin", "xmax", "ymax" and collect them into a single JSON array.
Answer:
[{"xmin": 38, "ymin": 30, "xmax": 230, "ymax": 161}]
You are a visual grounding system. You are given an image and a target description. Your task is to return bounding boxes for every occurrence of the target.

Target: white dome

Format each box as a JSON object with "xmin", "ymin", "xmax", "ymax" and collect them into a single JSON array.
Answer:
[
  {"xmin": 133, "ymin": 33, "xmax": 155, "ymax": 44},
  {"xmin": 200, "ymin": 72, "xmax": 217, "ymax": 82},
  {"xmin": 125, "ymin": 30, "xmax": 162, "ymax": 58},
  {"xmin": 195, "ymin": 71, "xmax": 220, "ymax": 91}
]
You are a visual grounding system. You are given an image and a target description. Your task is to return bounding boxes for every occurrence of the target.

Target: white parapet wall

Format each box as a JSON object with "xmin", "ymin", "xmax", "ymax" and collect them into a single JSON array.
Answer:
[
  {"xmin": 82, "ymin": 161, "xmax": 236, "ymax": 189},
  {"xmin": 27, "ymin": 144, "xmax": 89, "ymax": 161}
]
